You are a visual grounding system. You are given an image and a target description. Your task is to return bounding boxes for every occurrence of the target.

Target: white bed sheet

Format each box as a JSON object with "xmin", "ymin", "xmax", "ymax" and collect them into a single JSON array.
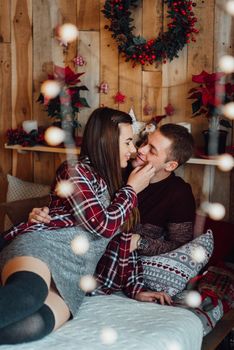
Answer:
[{"xmin": 0, "ymin": 294, "xmax": 203, "ymax": 350}]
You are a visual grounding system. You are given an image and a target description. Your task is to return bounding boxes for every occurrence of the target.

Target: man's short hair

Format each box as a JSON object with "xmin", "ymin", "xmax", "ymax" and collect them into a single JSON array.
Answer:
[{"xmin": 159, "ymin": 123, "xmax": 194, "ymax": 166}]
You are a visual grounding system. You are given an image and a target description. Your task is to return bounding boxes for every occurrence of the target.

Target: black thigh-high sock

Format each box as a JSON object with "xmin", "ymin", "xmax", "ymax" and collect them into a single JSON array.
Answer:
[
  {"xmin": 0, "ymin": 271, "xmax": 48, "ymax": 328},
  {"xmin": 0, "ymin": 304, "xmax": 55, "ymax": 344}
]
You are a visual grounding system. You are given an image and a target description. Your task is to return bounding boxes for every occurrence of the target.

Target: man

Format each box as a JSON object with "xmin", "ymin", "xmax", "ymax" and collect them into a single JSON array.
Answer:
[{"xmin": 130, "ymin": 123, "xmax": 196, "ymax": 255}]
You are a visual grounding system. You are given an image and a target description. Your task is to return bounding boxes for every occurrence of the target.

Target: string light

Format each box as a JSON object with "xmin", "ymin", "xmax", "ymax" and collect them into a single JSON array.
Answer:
[
  {"xmin": 44, "ymin": 126, "xmax": 65, "ymax": 146},
  {"xmin": 41, "ymin": 80, "xmax": 60, "ymax": 99},
  {"xmin": 100, "ymin": 327, "xmax": 118, "ymax": 345},
  {"xmin": 208, "ymin": 202, "xmax": 226, "ymax": 220},
  {"xmin": 79, "ymin": 275, "xmax": 97, "ymax": 293},
  {"xmin": 226, "ymin": 0, "xmax": 234, "ymax": 15},
  {"xmin": 218, "ymin": 55, "xmax": 234, "ymax": 73},
  {"xmin": 184, "ymin": 291, "xmax": 202, "ymax": 308},
  {"xmin": 222, "ymin": 102, "xmax": 234, "ymax": 120},
  {"xmin": 55, "ymin": 180, "xmax": 74, "ymax": 198},
  {"xmin": 71, "ymin": 235, "xmax": 89, "ymax": 255},
  {"xmin": 166, "ymin": 341, "xmax": 182, "ymax": 350},
  {"xmin": 201, "ymin": 201, "xmax": 226, "ymax": 220},
  {"xmin": 191, "ymin": 246, "xmax": 206, "ymax": 263},
  {"xmin": 217, "ymin": 153, "xmax": 234, "ymax": 172},
  {"xmin": 58, "ymin": 23, "xmax": 79, "ymax": 43}
]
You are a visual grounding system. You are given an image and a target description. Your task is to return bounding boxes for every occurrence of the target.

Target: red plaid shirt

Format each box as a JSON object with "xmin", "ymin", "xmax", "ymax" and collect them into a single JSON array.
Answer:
[
  {"xmin": 93, "ymin": 232, "xmax": 147, "ymax": 298},
  {"xmin": 4, "ymin": 159, "xmax": 137, "ymax": 240},
  {"xmin": 3, "ymin": 159, "xmax": 145, "ymax": 298}
]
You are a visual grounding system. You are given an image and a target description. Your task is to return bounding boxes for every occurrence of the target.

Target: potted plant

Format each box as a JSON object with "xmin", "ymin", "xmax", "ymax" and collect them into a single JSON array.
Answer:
[
  {"xmin": 37, "ymin": 65, "xmax": 89, "ymax": 139},
  {"xmin": 188, "ymin": 70, "xmax": 233, "ymax": 155}
]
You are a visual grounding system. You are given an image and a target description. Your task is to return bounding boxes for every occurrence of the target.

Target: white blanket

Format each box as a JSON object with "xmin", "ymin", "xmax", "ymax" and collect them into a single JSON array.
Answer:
[{"xmin": 0, "ymin": 294, "xmax": 203, "ymax": 350}]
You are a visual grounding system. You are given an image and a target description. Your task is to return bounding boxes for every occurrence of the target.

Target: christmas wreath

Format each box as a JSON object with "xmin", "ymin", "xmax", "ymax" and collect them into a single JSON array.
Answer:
[{"xmin": 103, "ymin": 0, "xmax": 199, "ymax": 66}]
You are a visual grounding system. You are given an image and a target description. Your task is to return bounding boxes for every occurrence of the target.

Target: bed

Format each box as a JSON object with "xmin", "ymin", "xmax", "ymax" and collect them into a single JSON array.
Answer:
[
  {"xmin": 0, "ymin": 173, "xmax": 233, "ymax": 349},
  {"xmin": 0, "ymin": 293, "xmax": 203, "ymax": 350}
]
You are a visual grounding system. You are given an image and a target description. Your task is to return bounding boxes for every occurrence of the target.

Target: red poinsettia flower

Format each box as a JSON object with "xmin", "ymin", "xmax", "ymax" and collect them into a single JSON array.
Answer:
[
  {"xmin": 48, "ymin": 66, "xmax": 84, "ymax": 86},
  {"xmin": 37, "ymin": 65, "xmax": 89, "ymax": 130},
  {"xmin": 192, "ymin": 70, "xmax": 225, "ymax": 85},
  {"xmin": 188, "ymin": 70, "xmax": 233, "ymax": 129},
  {"xmin": 225, "ymin": 82, "xmax": 234, "ymax": 95},
  {"xmin": 152, "ymin": 115, "xmax": 167, "ymax": 124}
]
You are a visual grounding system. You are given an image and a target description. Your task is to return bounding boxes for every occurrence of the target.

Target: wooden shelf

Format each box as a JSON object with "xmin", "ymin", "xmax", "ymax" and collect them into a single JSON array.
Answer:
[
  {"xmin": 187, "ymin": 158, "xmax": 222, "ymax": 166},
  {"xmin": 4, "ymin": 144, "xmax": 80, "ymax": 155},
  {"xmin": 5, "ymin": 144, "xmax": 231, "ymax": 165}
]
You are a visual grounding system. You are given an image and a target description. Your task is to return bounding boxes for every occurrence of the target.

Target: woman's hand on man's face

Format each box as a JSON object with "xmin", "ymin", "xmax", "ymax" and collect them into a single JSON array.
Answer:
[
  {"xmin": 127, "ymin": 162, "xmax": 155, "ymax": 194},
  {"xmin": 28, "ymin": 207, "xmax": 51, "ymax": 224}
]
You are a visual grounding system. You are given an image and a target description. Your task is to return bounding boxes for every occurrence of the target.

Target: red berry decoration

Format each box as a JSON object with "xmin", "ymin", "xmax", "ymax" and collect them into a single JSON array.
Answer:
[{"xmin": 103, "ymin": 0, "xmax": 199, "ymax": 67}]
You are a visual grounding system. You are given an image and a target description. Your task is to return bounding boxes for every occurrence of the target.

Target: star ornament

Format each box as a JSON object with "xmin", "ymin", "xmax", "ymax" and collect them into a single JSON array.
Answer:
[
  {"xmin": 114, "ymin": 91, "xmax": 126, "ymax": 104},
  {"xmin": 164, "ymin": 103, "xmax": 175, "ymax": 116}
]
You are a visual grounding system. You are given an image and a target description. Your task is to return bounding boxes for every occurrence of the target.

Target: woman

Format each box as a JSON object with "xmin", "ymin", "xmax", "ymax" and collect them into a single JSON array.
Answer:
[{"xmin": 0, "ymin": 107, "xmax": 157, "ymax": 344}]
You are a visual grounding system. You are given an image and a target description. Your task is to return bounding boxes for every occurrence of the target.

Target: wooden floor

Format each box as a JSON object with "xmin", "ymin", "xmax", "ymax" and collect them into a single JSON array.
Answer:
[{"xmin": 202, "ymin": 309, "xmax": 234, "ymax": 350}]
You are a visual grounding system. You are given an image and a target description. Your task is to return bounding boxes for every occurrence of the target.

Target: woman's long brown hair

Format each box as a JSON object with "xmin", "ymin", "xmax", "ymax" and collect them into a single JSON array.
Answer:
[{"xmin": 80, "ymin": 107, "xmax": 139, "ymax": 231}]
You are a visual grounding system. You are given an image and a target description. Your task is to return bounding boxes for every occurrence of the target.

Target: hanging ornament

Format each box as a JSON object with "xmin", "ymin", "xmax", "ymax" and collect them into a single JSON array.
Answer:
[
  {"xmin": 140, "ymin": 119, "xmax": 157, "ymax": 138},
  {"xmin": 114, "ymin": 91, "xmax": 126, "ymax": 104},
  {"xmin": 98, "ymin": 81, "xmax": 109, "ymax": 94},
  {"xmin": 143, "ymin": 103, "xmax": 153, "ymax": 116},
  {"xmin": 73, "ymin": 55, "xmax": 86, "ymax": 67},
  {"xmin": 54, "ymin": 23, "xmax": 78, "ymax": 48},
  {"xmin": 152, "ymin": 115, "xmax": 167, "ymax": 124},
  {"xmin": 164, "ymin": 103, "xmax": 175, "ymax": 116},
  {"xmin": 129, "ymin": 107, "xmax": 145, "ymax": 135},
  {"xmin": 54, "ymin": 25, "xmax": 69, "ymax": 48}
]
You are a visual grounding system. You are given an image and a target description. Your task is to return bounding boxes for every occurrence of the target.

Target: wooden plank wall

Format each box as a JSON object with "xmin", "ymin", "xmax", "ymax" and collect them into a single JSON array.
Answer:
[{"xmin": 0, "ymin": 0, "xmax": 233, "ymax": 222}]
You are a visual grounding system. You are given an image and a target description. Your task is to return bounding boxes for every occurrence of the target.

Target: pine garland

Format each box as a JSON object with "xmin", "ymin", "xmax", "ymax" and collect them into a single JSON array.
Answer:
[{"xmin": 103, "ymin": 0, "xmax": 199, "ymax": 66}]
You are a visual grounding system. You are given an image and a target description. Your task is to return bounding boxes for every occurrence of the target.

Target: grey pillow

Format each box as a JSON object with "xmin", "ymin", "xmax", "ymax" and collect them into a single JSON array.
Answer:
[
  {"xmin": 1, "ymin": 195, "xmax": 50, "ymax": 227},
  {"xmin": 4, "ymin": 175, "xmax": 50, "ymax": 230}
]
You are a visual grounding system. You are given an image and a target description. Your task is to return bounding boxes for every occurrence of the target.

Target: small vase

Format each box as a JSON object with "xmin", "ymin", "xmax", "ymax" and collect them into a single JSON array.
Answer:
[
  {"xmin": 202, "ymin": 129, "xmax": 228, "ymax": 155},
  {"xmin": 52, "ymin": 121, "xmax": 76, "ymax": 144}
]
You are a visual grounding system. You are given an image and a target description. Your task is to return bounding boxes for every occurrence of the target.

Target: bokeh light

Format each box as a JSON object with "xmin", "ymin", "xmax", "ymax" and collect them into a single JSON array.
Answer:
[
  {"xmin": 100, "ymin": 327, "xmax": 118, "ymax": 345},
  {"xmin": 71, "ymin": 235, "xmax": 89, "ymax": 255},
  {"xmin": 44, "ymin": 126, "xmax": 65, "ymax": 146},
  {"xmin": 208, "ymin": 202, "xmax": 226, "ymax": 220},
  {"xmin": 166, "ymin": 341, "xmax": 182, "ymax": 350},
  {"xmin": 184, "ymin": 291, "xmax": 202, "ymax": 308},
  {"xmin": 218, "ymin": 55, "xmax": 234, "ymax": 73},
  {"xmin": 222, "ymin": 102, "xmax": 234, "ymax": 120},
  {"xmin": 58, "ymin": 23, "xmax": 79, "ymax": 43},
  {"xmin": 217, "ymin": 153, "xmax": 234, "ymax": 171},
  {"xmin": 41, "ymin": 80, "xmax": 60, "ymax": 99},
  {"xmin": 226, "ymin": 0, "xmax": 234, "ymax": 15},
  {"xmin": 55, "ymin": 180, "xmax": 74, "ymax": 198},
  {"xmin": 79, "ymin": 275, "xmax": 97, "ymax": 293},
  {"xmin": 191, "ymin": 246, "xmax": 206, "ymax": 263}
]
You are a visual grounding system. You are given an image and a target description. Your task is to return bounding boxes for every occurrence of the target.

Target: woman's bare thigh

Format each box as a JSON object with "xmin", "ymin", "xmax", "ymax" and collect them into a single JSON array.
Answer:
[
  {"xmin": 1, "ymin": 256, "xmax": 51, "ymax": 288},
  {"xmin": 45, "ymin": 290, "xmax": 71, "ymax": 330}
]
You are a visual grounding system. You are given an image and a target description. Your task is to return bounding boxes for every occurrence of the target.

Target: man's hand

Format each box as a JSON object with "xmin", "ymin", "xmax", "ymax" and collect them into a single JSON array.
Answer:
[
  {"xmin": 135, "ymin": 291, "xmax": 172, "ymax": 305},
  {"xmin": 130, "ymin": 233, "xmax": 140, "ymax": 252},
  {"xmin": 28, "ymin": 207, "xmax": 51, "ymax": 224}
]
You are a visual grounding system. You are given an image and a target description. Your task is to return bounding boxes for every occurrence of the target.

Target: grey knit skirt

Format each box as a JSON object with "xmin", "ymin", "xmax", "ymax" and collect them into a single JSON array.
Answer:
[{"xmin": 0, "ymin": 227, "xmax": 112, "ymax": 317}]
